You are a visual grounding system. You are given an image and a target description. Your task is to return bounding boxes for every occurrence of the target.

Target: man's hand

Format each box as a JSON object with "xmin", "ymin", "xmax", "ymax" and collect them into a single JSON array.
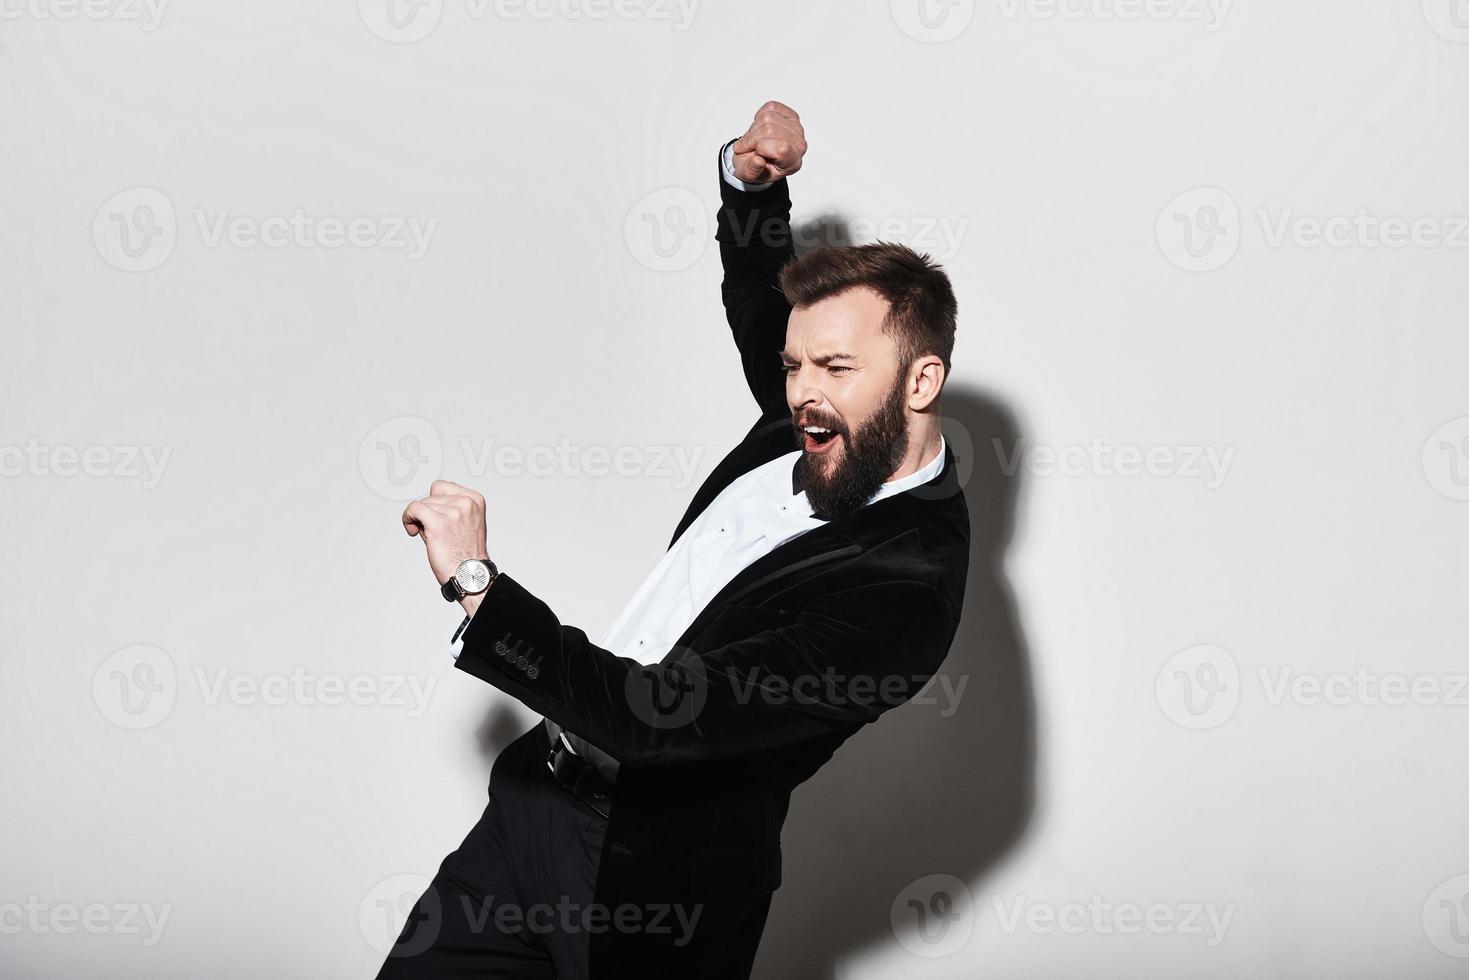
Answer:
[
  {"xmin": 731, "ymin": 100, "xmax": 807, "ymax": 185},
  {"xmin": 402, "ymin": 479, "xmax": 491, "ymax": 616}
]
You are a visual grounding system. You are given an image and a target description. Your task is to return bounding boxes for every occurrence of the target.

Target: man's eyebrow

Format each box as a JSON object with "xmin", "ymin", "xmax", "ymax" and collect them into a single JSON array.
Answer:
[{"xmin": 778, "ymin": 352, "xmax": 858, "ymax": 365}]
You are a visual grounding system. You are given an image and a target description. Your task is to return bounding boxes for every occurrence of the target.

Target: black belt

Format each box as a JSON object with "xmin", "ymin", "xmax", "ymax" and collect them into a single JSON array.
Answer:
[{"xmin": 546, "ymin": 732, "xmax": 613, "ymax": 820}]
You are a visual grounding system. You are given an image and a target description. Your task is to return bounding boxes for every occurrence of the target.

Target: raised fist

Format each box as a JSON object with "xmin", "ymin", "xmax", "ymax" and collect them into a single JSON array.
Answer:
[{"xmin": 731, "ymin": 101, "xmax": 808, "ymax": 184}]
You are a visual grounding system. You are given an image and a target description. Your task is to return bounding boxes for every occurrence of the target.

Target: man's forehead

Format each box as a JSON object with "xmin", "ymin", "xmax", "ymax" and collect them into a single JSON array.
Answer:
[{"xmin": 783, "ymin": 316, "xmax": 890, "ymax": 361}]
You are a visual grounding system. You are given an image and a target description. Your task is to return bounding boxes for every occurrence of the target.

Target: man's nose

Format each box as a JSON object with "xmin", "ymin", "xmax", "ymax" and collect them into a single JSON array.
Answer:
[{"xmin": 787, "ymin": 365, "xmax": 822, "ymax": 413}]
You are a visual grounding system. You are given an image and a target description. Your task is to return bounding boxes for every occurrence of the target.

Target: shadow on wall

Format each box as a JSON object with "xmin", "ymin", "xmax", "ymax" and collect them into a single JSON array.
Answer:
[{"xmin": 751, "ymin": 385, "xmax": 1038, "ymax": 980}]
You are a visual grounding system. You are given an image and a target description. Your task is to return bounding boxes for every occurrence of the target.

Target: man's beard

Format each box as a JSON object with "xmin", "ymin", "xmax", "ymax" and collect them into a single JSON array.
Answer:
[{"xmin": 793, "ymin": 372, "xmax": 911, "ymax": 522}]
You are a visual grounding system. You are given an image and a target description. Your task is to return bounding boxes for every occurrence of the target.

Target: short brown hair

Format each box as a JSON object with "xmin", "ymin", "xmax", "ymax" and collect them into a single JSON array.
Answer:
[{"xmin": 778, "ymin": 241, "xmax": 958, "ymax": 383}]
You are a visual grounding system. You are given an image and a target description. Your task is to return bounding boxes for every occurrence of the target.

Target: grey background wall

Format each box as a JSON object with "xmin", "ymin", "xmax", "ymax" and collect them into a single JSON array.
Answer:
[{"xmin": 3, "ymin": 1, "xmax": 1467, "ymax": 976}]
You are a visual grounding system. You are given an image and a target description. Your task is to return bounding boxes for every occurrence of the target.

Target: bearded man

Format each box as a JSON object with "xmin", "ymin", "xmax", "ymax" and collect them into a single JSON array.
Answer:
[{"xmin": 380, "ymin": 99, "xmax": 969, "ymax": 979}]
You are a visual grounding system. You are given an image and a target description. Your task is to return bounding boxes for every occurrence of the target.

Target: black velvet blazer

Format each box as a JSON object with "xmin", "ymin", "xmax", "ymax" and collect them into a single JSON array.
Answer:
[{"xmin": 453, "ymin": 145, "xmax": 970, "ymax": 909}]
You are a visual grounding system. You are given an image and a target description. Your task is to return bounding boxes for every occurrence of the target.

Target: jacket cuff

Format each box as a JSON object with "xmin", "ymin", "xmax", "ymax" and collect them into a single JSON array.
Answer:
[
  {"xmin": 453, "ymin": 573, "xmax": 551, "ymax": 684},
  {"xmin": 721, "ymin": 138, "xmax": 775, "ymax": 193},
  {"xmin": 717, "ymin": 137, "xmax": 790, "ymax": 210}
]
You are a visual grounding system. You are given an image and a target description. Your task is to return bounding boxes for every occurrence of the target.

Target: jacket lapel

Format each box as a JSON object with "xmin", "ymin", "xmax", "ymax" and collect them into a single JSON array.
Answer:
[{"xmin": 666, "ymin": 526, "xmax": 863, "ymax": 656}]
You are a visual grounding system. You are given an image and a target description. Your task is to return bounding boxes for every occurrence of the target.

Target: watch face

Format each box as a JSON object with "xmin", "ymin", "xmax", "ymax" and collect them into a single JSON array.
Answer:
[{"xmin": 455, "ymin": 560, "xmax": 491, "ymax": 594}]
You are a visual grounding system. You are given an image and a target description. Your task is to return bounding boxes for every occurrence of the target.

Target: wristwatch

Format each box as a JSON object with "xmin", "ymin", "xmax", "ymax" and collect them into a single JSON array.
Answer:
[{"xmin": 441, "ymin": 557, "xmax": 498, "ymax": 602}]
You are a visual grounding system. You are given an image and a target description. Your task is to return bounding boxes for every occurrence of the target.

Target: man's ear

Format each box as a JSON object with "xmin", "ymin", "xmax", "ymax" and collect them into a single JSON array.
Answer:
[{"xmin": 906, "ymin": 355, "xmax": 945, "ymax": 412}]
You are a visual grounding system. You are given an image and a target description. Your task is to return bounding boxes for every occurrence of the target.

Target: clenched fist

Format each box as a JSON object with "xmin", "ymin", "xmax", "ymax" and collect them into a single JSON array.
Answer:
[
  {"xmin": 402, "ymin": 479, "xmax": 491, "ymax": 613},
  {"xmin": 730, "ymin": 100, "xmax": 808, "ymax": 184}
]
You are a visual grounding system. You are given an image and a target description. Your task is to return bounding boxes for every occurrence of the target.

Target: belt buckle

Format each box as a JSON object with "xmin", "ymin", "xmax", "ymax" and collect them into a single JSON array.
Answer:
[
  {"xmin": 546, "ymin": 731, "xmax": 573, "ymax": 778},
  {"xmin": 549, "ymin": 733, "xmax": 610, "ymax": 820}
]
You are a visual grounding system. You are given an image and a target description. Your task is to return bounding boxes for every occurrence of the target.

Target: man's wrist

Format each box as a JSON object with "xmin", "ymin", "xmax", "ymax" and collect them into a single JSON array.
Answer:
[
  {"xmin": 457, "ymin": 569, "xmax": 499, "ymax": 619},
  {"xmin": 721, "ymin": 138, "xmax": 774, "ymax": 192}
]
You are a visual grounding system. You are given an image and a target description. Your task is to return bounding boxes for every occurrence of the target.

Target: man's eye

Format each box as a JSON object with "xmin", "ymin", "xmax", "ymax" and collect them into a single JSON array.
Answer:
[
  {"xmin": 828, "ymin": 365, "xmax": 852, "ymax": 375},
  {"xmin": 782, "ymin": 364, "xmax": 799, "ymax": 374}
]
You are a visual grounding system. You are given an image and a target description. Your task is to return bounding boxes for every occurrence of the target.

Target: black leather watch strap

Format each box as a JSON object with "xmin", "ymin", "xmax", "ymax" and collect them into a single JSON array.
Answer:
[{"xmin": 441, "ymin": 576, "xmax": 464, "ymax": 602}]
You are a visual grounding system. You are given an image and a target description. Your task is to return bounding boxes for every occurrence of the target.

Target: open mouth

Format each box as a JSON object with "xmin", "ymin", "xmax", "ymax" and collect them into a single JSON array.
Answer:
[{"xmin": 801, "ymin": 425, "xmax": 840, "ymax": 454}]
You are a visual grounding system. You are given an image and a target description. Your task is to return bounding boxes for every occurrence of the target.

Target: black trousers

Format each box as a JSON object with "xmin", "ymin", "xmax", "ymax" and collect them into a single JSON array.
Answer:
[
  {"xmin": 375, "ymin": 724, "xmax": 773, "ymax": 979},
  {"xmin": 375, "ymin": 723, "xmax": 607, "ymax": 979}
]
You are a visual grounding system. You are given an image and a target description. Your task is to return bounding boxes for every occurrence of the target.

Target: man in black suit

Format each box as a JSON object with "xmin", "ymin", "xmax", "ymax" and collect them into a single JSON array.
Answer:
[{"xmin": 381, "ymin": 101, "xmax": 968, "ymax": 979}]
